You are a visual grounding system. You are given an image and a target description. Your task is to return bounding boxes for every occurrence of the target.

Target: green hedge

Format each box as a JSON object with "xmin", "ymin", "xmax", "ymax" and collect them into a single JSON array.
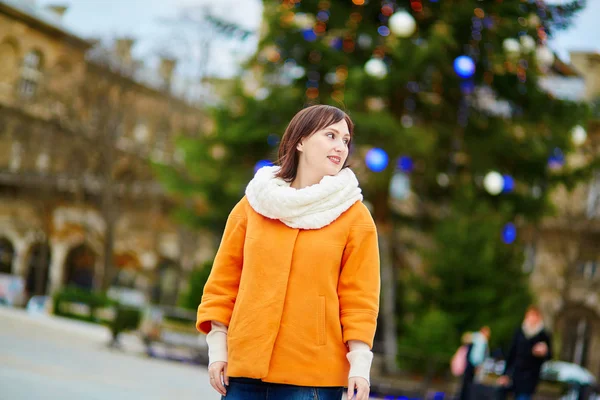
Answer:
[
  {"xmin": 53, "ymin": 286, "xmax": 142, "ymax": 335},
  {"xmin": 109, "ymin": 304, "xmax": 142, "ymax": 337},
  {"xmin": 53, "ymin": 286, "xmax": 115, "ymax": 324}
]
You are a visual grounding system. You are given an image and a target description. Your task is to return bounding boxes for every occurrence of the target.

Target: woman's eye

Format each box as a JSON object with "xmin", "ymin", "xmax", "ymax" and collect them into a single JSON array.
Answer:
[
  {"xmin": 327, "ymin": 133, "xmax": 334, "ymax": 139},
  {"xmin": 343, "ymin": 139, "xmax": 349, "ymax": 144}
]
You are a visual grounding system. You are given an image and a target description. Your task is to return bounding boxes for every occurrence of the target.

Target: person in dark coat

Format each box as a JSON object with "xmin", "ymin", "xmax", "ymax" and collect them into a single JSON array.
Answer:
[{"xmin": 498, "ymin": 305, "xmax": 552, "ymax": 400}]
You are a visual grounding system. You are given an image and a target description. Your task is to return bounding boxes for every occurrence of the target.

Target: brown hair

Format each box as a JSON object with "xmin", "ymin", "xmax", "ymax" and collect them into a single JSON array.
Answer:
[
  {"xmin": 276, "ymin": 105, "xmax": 354, "ymax": 182},
  {"xmin": 526, "ymin": 305, "xmax": 542, "ymax": 316}
]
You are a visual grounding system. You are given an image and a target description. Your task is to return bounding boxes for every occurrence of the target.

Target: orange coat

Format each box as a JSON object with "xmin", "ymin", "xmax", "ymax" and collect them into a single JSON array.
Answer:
[{"xmin": 196, "ymin": 197, "xmax": 380, "ymax": 387}]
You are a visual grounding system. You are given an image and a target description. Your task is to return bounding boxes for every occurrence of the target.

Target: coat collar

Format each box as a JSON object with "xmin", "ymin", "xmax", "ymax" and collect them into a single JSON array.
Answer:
[{"xmin": 245, "ymin": 166, "xmax": 363, "ymax": 229}]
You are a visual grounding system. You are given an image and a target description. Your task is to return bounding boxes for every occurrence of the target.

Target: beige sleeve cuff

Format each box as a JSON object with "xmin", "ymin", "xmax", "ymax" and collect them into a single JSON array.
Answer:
[
  {"xmin": 206, "ymin": 321, "xmax": 228, "ymax": 365},
  {"xmin": 347, "ymin": 340, "xmax": 373, "ymax": 385}
]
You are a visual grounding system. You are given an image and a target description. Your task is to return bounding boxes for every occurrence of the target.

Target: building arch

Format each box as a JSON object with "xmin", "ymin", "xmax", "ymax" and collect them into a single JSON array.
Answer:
[
  {"xmin": 64, "ymin": 243, "xmax": 97, "ymax": 290},
  {"xmin": 555, "ymin": 304, "xmax": 600, "ymax": 377},
  {"xmin": 0, "ymin": 237, "xmax": 15, "ymax": 274},
  {"xmin": 25, "ymin": 241, "xmax": 51, "ymax": 296}
]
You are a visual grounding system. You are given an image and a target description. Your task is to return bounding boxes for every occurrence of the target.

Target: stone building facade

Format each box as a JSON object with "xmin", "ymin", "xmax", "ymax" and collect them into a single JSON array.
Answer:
[
  {"xmin": 529, "ymin": 51, "xmax": 600, "ymax": 377},
  {"xmin": 0, "ymin": 0, "xmax": 213, "ymax": 305}
]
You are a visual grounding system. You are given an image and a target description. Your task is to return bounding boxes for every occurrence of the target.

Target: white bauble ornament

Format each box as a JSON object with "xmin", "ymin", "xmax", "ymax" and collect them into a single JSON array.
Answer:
[
  {"xmin": 389, "ymin": 11, "xmax": 416, "ymax": 38},
  {"xmin": 528, "ymin": 13, "xmax": 541, "ymax": 27},
  {"xmin": 365, "ymin": 58, "xmax": 388, "ymax": 79},
  {"xmin": 357, "ymin": 34, "xmax": 373, "ymax": 49},
  {"xmin": 503, "ymin": 38, "xmax": 520, "ymax": 54},
  {"xmin": 520, "ymin": 35, "xmax": 536, "ymax": 53},
  {"xmin": 484, "ymin": 171, "xmax": 504, "ymax": 195},
  {"xmin": 293, "ymin": 13, "xmax": 316, "ymax": 30},
  {"xmin": 536, "ymin": 46, "xmax": 554, "ymax": 67},
  {"xmin": 437, "ymin": 173, "xmax": 450, "ymax": 187},
  {"xmin": 390, "ymin": 171, "xmax": 410, "ymax": 200},
  {"xmin": 571, "ymin": 125, "xmax": 587, "ymax": 146}
]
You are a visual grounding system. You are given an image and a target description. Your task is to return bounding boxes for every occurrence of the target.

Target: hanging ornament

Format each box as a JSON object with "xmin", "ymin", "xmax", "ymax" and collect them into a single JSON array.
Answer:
[
  {"xmin": 390, "ymin": 171, "xmax": 411, "ymax": 200},
  {"xmin": 502, "ymin": 223, "xmax": 517, "ymax": 244},
  {"xmin": 398, "ymin": 156, "xmax": 414, "ymax": 173},
  {"xmin": 365, "ymin": 148, "xmax": 389, "ymax": 172},
  {"xmin": 483, "ymin": 171, "xmax": 504, "ymax": 195},
  {"xmin": 302, "ymin": 29, "xmax": 318, "ymax": 42},
  {"xmin": 210, "ymin": 144, "xmax": 226, "ymax": 160},
  {"xmin": 502, "ymin": 174, "xmax": 515, "ymax": 193},
  {"xmin": 520, "ymin": 35, "xmax": 536, "ymax": 53},
  {"xmin": 571, "ymin": 125, "xmax": 587, "ymax": 146},
  {"xmin": 329, "ymin": 37, "xmax": 343, "ymax": 50},
  {"xmin": 365, "ymin": 58, "xmax": 388, "ymax": 79},
  {"xmin": 378, "ymin": 26, "xmax": 391, "ymax": 37},
  {"xmin": 401, "ymin": 115, "xmax": 414, "ymax": 128},
  {"xmin": 254, "ymin": 159, "xmax": 273, "ymax": 173},
  {"xmin": 536, "ymin": 46, "xmax": 554, "ymax": 67},
  {"xmin": 453, "ymin": 55, "xmax": 475, "ymax": 79},
  {"xmin": 254, "ymin": 87, "xmax": 270, "ymax": 101},
  {"xmin": 528, "ymin": 13, "xmax": 541, "ymax": 27},
  {"xmin": 437, "ymin": 173, "xmax": 450, "ymax": 187},
  {"xmin": 503, "ymin": 38, "xmax": 521, "ymax": 55},
  {"xmin": 267, "ymin": 134, "xmax": 280, "ymax": 147},
  {"xmin": 548, "ymin": 147, "xmax": 565, "ymax": 170},
  {"xmin": 357, "ymin": 34, "xmax": 373, "ymax": 49},
  {"xmin": 325, "ymin": 72, "xmax": 338, "ymax": 85},
  {"xmin": 293, "ymin": 13, "xmax": 316, "ymax": 30},
  {"xmin": 365, "ymin": 97, "xmax": 386, "ymax": 111},
  {"xmin": 389, "ymin": 10, "xmax": 417, "ymax": 38}
]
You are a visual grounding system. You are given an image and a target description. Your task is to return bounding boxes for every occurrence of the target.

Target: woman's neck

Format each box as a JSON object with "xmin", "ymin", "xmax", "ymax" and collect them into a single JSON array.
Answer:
[{"xmin": 290, "ymin": 168, "xmax": 322, "ymax": 189}]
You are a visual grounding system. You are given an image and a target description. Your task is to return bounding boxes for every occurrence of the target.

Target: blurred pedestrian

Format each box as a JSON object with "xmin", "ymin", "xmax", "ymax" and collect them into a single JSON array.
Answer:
[
  {"xmin": 497, "ymin": 305, "xmax": 553, "ymax": 400},
  {"xmin": 457, "ymin": 326, "xmax": 491, "ymax": 400},
  {"xmin": 196, "ymin": 105, "xmax": 380, "ymax": 400}
]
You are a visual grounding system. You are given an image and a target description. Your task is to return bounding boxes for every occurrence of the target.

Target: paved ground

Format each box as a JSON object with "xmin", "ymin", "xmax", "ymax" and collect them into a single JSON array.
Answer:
[{"xmin": 0, "ymin": 307, "xmax": 220, "ymax": 400}]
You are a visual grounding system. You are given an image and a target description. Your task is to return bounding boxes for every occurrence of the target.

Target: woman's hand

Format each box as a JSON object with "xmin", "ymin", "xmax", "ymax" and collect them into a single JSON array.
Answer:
[
  {"xmin": 208, "ymin": 361, "xmax": 228, "ymax": 396},
  {"xmin": 532, "ymin": 342, "xmax": 548, "ymax": 357},
  {"xmin": 497, "ymin": 375, "xmax": 510, "ymax": 386},
  {"xmin": 347, "ymin": 377, "xmax": 369, "ymax": 400}
]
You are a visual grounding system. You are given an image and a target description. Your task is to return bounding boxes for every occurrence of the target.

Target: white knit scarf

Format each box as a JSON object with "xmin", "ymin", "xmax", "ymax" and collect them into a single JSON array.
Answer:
[
  {"xmin": 245, "ymin": 166, "xmax": 363, "ymax": 229},
  {"xmin": 522, "ymin": 321, "xmax": 545, "ymax": 339}
]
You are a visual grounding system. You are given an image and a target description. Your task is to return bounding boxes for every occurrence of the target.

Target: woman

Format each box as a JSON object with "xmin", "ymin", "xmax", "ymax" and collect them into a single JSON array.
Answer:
[
  {"xmin": 196, "ymin": 105, "xmax": 380, "ymax": 400},
  {"xmin": 497, "ymin": 305, "xmax": 553, "ymax": 400}
]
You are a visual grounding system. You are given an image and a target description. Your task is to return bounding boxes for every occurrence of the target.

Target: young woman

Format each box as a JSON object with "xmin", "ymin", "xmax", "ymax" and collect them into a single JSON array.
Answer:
[{"xmin": 196, "ymin": 105, "xmax": 381, "ymax": 400}]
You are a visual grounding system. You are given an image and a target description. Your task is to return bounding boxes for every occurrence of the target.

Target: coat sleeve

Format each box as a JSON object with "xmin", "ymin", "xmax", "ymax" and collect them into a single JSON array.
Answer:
[
  {"xmin": 338, "ymin": 207, "xmax": 380, "ymax": 348},
  {"xmin": 544, "ymin": 331, "xmax": 553, "ymax": 361},
  {"xmin": 503, "ymin": 329, "xmax": 519, "ymax": 376},
  {"xmin": 196, "ymin": 200, "xmax": 247, "ymax": 335}
]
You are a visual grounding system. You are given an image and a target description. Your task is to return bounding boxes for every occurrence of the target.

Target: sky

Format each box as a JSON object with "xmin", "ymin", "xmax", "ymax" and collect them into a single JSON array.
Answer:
[{"xmin": 36, "ymin": 0, "xmax": 599, "ymax": 79}]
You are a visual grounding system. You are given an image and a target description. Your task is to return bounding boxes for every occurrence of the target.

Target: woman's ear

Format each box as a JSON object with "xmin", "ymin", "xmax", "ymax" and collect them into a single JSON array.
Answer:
[{"xmin": 296, "ymin": 140, "xmax": 304, "ymax": 152}]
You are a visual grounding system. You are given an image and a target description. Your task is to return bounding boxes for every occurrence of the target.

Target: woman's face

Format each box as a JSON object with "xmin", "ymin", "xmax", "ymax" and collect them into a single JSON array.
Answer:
[
  {"xmin": 296, "ymin": 119, "xmax": 350, "ymax": 179},
  {"xmin": 524, "ymin": 310, "xmax": 542, "ymax": 327}
]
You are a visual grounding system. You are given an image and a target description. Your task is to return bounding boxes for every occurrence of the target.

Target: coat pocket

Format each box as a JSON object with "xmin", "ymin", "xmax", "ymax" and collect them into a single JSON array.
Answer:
[
  {"xmin": 228, "ymin": 288, "xmax": 245, "ymax": 337},
  {"xmin": 318, "ymin": 296, "xmax": 327, "ymax": 346}
]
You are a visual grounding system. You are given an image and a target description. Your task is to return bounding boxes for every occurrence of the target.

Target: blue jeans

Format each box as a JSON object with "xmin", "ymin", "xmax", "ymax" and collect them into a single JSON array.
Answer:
[
  {"xmin": 515, "ymin": 394, "xmax": 532, "ymax": 400},
  {"xmin": 223, "ymin": 378, "xmax": 344, "ymax": 400}
]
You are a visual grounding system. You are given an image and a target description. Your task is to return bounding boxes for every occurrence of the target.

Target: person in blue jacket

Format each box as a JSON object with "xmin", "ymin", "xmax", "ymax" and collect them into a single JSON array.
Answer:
[{"xmin": 459, "ymin": 326, "xmax": 491, "ymax": 400}]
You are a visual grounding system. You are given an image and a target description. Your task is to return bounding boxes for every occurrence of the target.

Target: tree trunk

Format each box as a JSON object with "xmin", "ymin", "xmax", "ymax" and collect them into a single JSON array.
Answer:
[{"xmin": 378, "ymin": 223, "xmax": 398, "ymax": 374}]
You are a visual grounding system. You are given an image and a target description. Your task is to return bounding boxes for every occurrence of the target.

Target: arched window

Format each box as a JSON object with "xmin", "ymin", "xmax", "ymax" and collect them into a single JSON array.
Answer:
[
  {"xmin": 19, "ymin": 50, "xmax": 43, "ymax": 99},
  {"xmin": 559, "ymin": 307, "xmax": 598, "ymax": 370},
  {"xmin": 152, "ymin": 258, "xmax": 179, "ymax": 305},
  {"xmin": 0, "ymin": 39, "xmax": 19, "ymax": 90},
  {"xmin": 26, "ymin": 242, "xmax": 51, "ymax": 295},
  {"xmin": 64, "ymin": 244, "xmax": 96, "ymax": 290},
  {"xmin": 0, "ymin": 237, "xmax": 15, "ymax": 274}
]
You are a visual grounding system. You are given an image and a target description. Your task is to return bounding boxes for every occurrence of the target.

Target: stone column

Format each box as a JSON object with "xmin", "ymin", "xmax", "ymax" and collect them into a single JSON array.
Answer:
[
  {"xmin": 48, "ymin": 241, "xmax": 69, "ymax": 295},
  {"xmin": 11, "ymin": 239, "xmax": 30, "ymax": 278}
]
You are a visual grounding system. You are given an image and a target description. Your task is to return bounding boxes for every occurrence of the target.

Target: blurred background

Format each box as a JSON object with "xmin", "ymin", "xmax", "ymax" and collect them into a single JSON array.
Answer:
[{"xmin": 0, "ymin": 0, "xmax": 599, "ymax": 399}]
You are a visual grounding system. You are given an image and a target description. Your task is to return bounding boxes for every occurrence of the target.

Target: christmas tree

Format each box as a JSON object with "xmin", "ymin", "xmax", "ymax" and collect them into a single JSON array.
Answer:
[{"xmin": 156, "ymin": 0, "xmax": 594, "ymax": 372}]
